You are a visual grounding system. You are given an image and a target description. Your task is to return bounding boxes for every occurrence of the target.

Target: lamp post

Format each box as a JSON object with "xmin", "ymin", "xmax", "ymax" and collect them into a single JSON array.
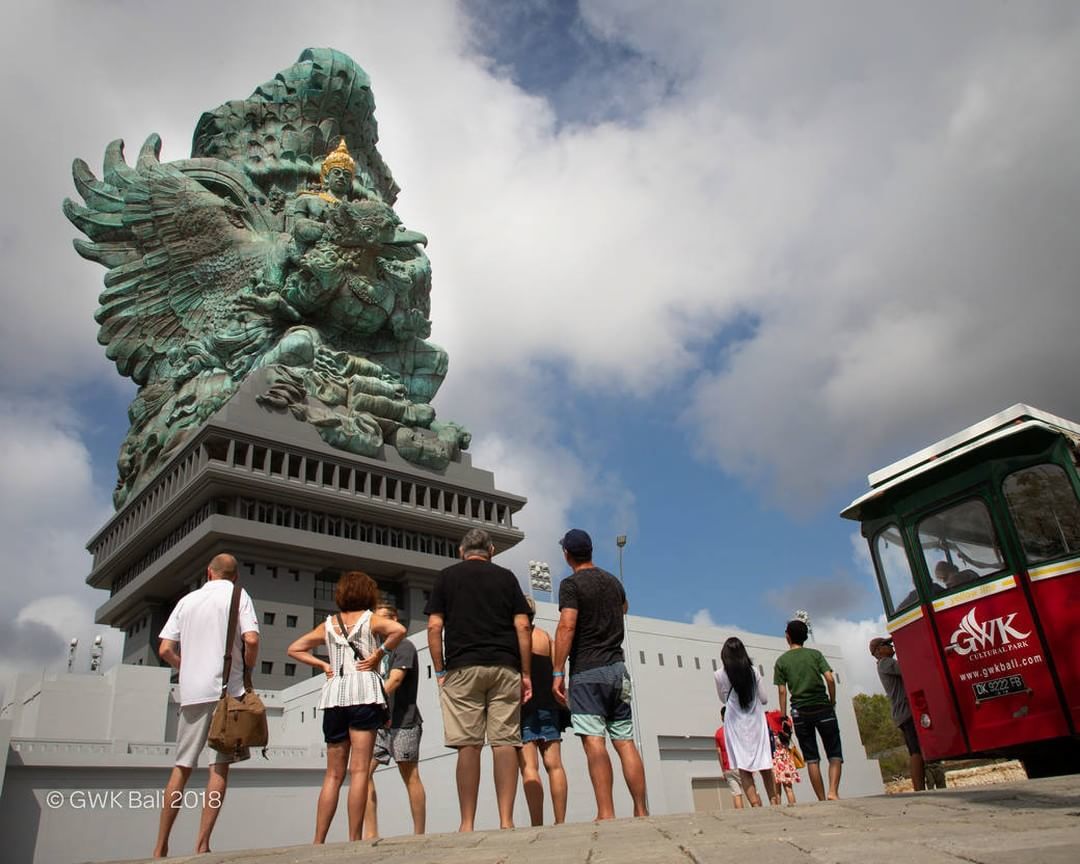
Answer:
[{"xmin": 615, "ymin": 535, "xmax": 646, "ymax": 781}]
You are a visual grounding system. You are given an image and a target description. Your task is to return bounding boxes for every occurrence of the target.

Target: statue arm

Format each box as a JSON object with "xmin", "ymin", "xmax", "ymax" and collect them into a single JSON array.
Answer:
[{"xmin": 292, "ymin": 215, "xmax": 326, "ymax": 246}]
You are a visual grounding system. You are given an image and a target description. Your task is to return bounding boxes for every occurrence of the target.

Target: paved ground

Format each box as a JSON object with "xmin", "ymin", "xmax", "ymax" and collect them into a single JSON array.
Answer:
[{"xmin": 105, "ymin": 776, "xmax": 1080, "ymax": 864}]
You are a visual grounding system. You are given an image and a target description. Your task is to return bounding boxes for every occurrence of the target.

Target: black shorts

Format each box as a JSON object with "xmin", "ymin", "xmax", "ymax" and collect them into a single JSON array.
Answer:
[
  {"xmin": 898, "ymin": 718, "xmax": 921, "ymax": 756},
  {"xmin": 792, "ymin": 704, "xmax": 843, "ymax": 763},
  {"xmin": 322, "ymin": 704, "xmax": 388, "ymax": 744}
]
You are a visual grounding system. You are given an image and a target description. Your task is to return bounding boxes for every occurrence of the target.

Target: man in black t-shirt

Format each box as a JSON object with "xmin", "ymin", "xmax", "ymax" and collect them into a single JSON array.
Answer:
[
  {"xmin": 552, "ymin": 528, "xmax": 648, "ymax": 820},
  {"xmin": 424, "ymin": 527, "xmax": 532, "ymax": 832},
  {"xmin": 362, "ymin": 603, "xmax": 427, "ymax": 839}
]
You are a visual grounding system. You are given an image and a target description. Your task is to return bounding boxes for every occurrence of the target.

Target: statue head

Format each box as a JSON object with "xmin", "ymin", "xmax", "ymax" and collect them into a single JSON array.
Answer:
[
  {"xmin": 328, "ymin": 198, "xmax": 428, "ymax": 250},
  {"xmin": 320, "ymin": 138, "xmax": 356, "ymax": 197}
]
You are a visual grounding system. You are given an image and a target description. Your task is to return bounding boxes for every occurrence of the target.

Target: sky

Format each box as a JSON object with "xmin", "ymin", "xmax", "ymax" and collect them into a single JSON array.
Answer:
[{"xmin": 4, "ymin": 0, "xmax": 1080, "ymax": 700}]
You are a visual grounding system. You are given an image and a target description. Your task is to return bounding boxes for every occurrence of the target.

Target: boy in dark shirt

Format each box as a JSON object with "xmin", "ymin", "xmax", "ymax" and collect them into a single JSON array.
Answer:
[{"xmin": 363, "ymin": 604, "xmax": 426, "ymax": 839}]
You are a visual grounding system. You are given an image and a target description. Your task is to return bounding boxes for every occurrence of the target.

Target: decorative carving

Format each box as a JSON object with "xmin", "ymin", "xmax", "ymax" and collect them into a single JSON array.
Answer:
[{"xmin": 65, "ymin": 49, "xmax": 468, "ymax": 507}]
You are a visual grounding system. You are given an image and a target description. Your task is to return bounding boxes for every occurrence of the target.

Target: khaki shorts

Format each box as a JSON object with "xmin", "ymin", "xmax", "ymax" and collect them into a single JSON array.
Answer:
[
  {"xmin": 440, "ymin": 664, "xmax": 522, "ymax": 748},
  {"xmin": 174, "ymin": 702, "xmax": 249, "ymax": 768}
]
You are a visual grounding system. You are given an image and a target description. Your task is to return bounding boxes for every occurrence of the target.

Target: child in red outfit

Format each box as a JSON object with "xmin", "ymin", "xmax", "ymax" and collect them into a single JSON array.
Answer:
[{"xmin": 766, "ymin": 710, "xmax": 801, "ymax": 805}]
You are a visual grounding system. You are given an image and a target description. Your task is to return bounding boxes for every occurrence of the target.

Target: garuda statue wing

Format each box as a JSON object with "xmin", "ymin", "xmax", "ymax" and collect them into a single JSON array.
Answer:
[{"xmin": 64, "ymin": 134, "xmax": 276, "ymax": 386}]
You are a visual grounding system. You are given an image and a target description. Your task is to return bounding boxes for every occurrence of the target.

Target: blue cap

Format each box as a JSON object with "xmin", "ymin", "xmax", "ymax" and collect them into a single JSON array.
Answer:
[{"xmin": 559, "ymin": 529, "xmax": 593, "ymax": 557}]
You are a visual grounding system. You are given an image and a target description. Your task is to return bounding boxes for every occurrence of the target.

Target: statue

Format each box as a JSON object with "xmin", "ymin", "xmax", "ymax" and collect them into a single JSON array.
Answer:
[{"xmin": 64, "ymin": 48, "xmax": 469, "ymax": 507}]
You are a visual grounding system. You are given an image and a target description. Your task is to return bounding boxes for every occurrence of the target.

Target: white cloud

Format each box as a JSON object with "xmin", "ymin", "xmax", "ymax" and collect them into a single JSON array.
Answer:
[
  {"xmin": 476, "ymin": 431, "xmax": 587, "ymax": 578},
  {"xmin": 13, "ymin": 3, "xmax": 1080, "ymax": 511},
  {"xmin": 16, "ymin": 595, "xmax": 125, "ymax": 672},
  {"xmin": 0, "ymin": 403, "xmax": 116, "ymax": 698},
  {"xmin": 687, "ymin": 608, "xmax": 744, "ymax": 633},
  {"xmin": 810, "ymin": 614, "xmax": 888, "ymax": 698}
]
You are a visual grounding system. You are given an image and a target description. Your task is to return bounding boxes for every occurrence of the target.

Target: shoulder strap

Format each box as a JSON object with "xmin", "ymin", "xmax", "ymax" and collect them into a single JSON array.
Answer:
[{"xmin": 220, "ymin": 583, "xmax": 242, "ymax": 698}]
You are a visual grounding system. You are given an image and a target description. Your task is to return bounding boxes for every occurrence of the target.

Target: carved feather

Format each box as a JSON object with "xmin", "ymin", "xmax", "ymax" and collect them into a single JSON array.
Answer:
[{"xmin": 68, "ymin": 134, "xmax": 270, "ymax": 385}]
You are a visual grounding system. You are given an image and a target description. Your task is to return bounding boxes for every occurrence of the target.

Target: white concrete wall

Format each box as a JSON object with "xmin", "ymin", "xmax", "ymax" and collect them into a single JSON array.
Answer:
[
  {"xmin": 0, "ymin": 606, "xmax": 881, "ymax": 864},
  {"xmin": 8, "ymin": 665, "xmax": 170, "ymax": 742}
]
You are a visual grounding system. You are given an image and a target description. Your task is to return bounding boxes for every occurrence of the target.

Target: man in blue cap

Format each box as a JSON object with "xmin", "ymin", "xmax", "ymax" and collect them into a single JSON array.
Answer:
[{"xmin": 552, "ymin": 529, "xmax": 648, "ymax": 820}]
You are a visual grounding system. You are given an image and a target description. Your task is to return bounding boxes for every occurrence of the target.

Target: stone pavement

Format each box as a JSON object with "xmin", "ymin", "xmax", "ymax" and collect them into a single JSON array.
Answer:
[{"xmin": 105, "ymin": 776, "xmax": 1080, "ymax": 864}]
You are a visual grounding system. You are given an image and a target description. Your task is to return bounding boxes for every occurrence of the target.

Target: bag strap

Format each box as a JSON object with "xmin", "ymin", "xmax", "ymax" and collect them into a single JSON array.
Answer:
[
  {"xmin": 220, "ymin": 582, "xmax": 242, "ymax": 698},
  {"xmin": 336, "ymin": 612, "xmax": 365, "ymax": 662}
]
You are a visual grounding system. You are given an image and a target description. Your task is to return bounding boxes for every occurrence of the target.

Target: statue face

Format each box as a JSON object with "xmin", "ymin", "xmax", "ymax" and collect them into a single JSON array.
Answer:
[{"xmin": 325, "ymin": 166, "xmax": 353, "ymax": 197}]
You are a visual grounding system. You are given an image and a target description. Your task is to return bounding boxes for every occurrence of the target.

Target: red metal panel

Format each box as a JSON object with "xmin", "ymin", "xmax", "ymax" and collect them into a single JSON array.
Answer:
[
  {"xmin": 931, "ymin": 577, "xmax": 1069, "ymax": 753},
  {"xmin": 1026, "ymin": 562, "xmax": 1080, "ymax": 729}
]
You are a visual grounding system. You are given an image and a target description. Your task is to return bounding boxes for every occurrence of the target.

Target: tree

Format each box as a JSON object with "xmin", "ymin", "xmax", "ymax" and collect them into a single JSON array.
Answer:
[{"xmin": 853, "ymin": 693, "xmax": 908, "ymax": 779}]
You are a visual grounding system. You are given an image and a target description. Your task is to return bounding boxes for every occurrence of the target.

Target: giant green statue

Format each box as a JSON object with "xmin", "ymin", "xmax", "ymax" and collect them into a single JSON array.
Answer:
[{"xmin": 65, "ymin": 49, "xmax": 469, "ymax": 507}]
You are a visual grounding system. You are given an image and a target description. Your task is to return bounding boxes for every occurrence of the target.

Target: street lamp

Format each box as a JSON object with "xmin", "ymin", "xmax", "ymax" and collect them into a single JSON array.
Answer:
[
  {"xmin": 90, "ymin": 635, "xmax": 104, "ymax": 673},
  {"xmin": 528, "ymin": 560, "xmax": 552, "ymax": 599}
]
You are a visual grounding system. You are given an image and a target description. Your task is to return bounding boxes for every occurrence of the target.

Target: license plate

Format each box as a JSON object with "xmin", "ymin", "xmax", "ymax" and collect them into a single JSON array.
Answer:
[{"xmin": 972, "ymin": 674, "xmax": 1026, "ymax": 702}]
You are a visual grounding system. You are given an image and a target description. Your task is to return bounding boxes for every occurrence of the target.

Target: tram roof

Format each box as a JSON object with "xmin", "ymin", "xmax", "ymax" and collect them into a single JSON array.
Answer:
[{"xmin": 841, "ymin": 403, "xmax": 1080, "ymax": 522}]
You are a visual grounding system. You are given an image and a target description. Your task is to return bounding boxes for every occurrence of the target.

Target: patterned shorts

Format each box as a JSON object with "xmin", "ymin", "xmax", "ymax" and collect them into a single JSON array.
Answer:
[{"xmin": 373, "ymin": 724, "xmax": 423, "ymax": 764}]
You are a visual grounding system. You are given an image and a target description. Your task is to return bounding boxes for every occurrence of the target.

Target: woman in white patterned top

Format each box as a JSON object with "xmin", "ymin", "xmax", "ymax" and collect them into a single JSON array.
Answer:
[{"xmin": 288, "ymin": 571, "xmax": 406, "ymax": 843}]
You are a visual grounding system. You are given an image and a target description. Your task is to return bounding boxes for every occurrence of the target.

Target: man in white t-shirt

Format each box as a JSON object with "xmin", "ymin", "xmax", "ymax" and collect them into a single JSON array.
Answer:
[{"xmin": 152, "ymin": 553, "xmax": 259, "ymax": 858}]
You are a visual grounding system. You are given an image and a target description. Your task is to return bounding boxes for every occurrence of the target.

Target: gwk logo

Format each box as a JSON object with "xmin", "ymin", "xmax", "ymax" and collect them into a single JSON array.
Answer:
[{"xmin": 949, "ymin": 608, "xmax": 1030, "ymax": 656}]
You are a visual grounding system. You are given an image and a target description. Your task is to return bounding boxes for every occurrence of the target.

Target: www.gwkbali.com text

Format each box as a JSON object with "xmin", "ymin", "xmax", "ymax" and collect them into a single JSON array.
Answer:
[{"xmin": 958, "ymin": 653, "xmax": 1043, "ymax": 682}]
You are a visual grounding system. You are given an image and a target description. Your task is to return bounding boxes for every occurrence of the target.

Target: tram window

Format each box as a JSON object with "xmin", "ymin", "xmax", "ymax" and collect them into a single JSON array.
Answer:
[
  {"xmin": 873, "ymin": 525, "xmax": 918, "ymax": 614},
  {"xmin": 917, "ymin": 499, "xmax": 1005, "ymax": 592},
  {"xmin": 1003, "ymin": 463, "xmax": 1080, "ymax": 564}
]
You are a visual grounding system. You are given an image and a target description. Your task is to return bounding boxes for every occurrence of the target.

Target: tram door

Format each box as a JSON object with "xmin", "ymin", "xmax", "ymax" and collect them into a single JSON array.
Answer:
[
  {"xmin": 1000, "ymin": 460, "xmax": 1080, "ymax": 730},
  {"xmin": 914, "ymin": 494, "xmax": 1070, "ymax": 754},
  {"xmin": 871, "ymin": 524, "xmax": 966, "ymax": 760}
]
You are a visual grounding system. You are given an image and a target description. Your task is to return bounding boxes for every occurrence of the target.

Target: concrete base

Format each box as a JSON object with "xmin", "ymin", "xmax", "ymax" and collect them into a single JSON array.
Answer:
[{"xmin": 98, "ymin": 775, "xmax": 1080, "ymax": 864}]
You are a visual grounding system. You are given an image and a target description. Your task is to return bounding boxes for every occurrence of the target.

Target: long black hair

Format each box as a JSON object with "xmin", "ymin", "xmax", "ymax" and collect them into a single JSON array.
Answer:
[{"xmin": 721, "ymin": 636, "xmax": 756, "ymax": 711}]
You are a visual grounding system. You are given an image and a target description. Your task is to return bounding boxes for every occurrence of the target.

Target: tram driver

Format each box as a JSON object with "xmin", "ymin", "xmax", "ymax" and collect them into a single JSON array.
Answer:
[{"xmin": 933, "ymin": 561, "xmax": 977, "ymax": 591}]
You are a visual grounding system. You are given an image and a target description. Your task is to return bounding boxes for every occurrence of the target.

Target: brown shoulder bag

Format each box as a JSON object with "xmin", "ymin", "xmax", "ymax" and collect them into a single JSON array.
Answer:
[{"xmin": 208, "ymin": 583, "xmax": 269, "ymax": 758}]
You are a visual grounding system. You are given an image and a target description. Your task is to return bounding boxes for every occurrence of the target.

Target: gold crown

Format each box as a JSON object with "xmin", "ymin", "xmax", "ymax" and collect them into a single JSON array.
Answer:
[{"xmin": 320, "ymin": 138, "xmax": 356, "ymax": 179}]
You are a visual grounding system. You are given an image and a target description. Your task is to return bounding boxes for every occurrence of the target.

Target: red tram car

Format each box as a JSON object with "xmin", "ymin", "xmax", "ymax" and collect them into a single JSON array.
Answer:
[{"xmin": 842, "ymin": 404, "xmax": 1080, "ymax": 774}]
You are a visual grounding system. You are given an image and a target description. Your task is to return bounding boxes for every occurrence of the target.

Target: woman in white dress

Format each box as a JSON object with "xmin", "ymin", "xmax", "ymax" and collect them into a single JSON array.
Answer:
[
  {"xmin": 714, "ymin": 636, "xmax": 777, "ymax": 806},
  {"xmin": 288, "ymin": 570, "xmax": 406, "ymax": 842}
]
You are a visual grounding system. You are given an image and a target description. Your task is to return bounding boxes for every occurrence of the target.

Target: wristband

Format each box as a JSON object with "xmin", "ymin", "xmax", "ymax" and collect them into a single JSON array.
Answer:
[
  {"xmin": 435, "ymin": 670, "xmax": 447, "ymax": 678},
  {"xmin": 552, "ymin": 671, "xmax": 565, "ymax": 678}
]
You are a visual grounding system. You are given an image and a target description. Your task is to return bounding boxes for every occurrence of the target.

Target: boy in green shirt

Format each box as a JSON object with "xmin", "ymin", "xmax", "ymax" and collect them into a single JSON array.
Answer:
[{"xmin": 773, "ymin": 619, "xmax": 842, "ymax": 800}]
